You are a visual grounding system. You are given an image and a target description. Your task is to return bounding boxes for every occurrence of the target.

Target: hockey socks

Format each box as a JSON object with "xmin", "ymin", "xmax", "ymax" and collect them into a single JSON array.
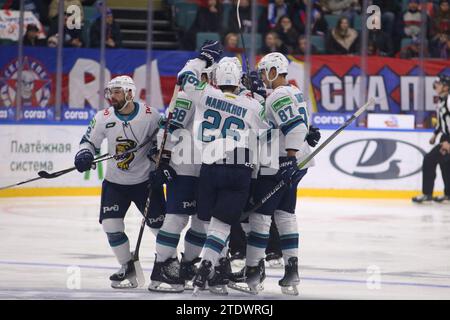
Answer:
[
  {"xmin": 245, "ymin": 213, "xmax": 272, "ymax": 267},
  {"xmin": 102, "ymin": 218, "xmax": 132, "ymax": 265},
  {"xmin": 155, "ymin": 214, "xmax": 189, "ymax": 262},
  {"xmin": 183, "ymin": 215, "xmax": 208, "ymax": 262},
  {"xmin": 200, "ymin": 217, "xmax": 230, "ymax": 268},
  {"xmin": 274, "ymin": 210, "xmax": 299, "ymax": 265}
]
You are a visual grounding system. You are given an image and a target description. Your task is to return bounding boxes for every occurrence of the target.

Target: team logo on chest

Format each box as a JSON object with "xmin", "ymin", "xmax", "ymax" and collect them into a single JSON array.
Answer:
[{"xmin": 115, "ymin": 137, "xmax": 137, "ymax": 171}]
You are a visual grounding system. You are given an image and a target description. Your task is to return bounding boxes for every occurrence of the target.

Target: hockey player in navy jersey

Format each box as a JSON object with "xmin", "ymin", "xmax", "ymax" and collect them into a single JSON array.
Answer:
[{"xmin": 74, "ymin": 75, "xmax": 166, "ymax": 289}]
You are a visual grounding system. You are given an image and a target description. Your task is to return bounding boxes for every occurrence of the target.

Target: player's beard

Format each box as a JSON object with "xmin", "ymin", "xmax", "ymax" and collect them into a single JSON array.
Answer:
[{"xmin": 111, "ymin": 97, "xmax": 127, "ymax": 112}]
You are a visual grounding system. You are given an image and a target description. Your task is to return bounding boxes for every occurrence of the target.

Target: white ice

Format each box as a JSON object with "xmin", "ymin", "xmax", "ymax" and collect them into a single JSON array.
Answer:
[{"xmin": 1, "ymin": 196, "xmax": 450, "ymax": 300}]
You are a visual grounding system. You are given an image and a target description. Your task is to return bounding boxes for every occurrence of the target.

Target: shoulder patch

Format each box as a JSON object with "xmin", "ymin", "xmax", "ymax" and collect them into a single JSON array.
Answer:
[
  {"xmin": 195, "ymin": 81, "xmax": 207, "ymax": 91},
  {"xmin": 271, "ymin": 96, "xmax": 293, "ymax": 112},
  {"xmin": 145, "ymin": 105, "xmax": 152, "ymax": 114},
  {"xmin": 103, "ymin": 109, "xmax": 110, "ymax": 116},
  {"xmin": 175, "ymin": 98, "xmax": 192, "ymax": 110}
]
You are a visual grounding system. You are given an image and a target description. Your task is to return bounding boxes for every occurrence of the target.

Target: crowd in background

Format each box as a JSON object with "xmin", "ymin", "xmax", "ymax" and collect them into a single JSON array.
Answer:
[
  {"xmin": 1, "ymin": 0, "xmax": 122, "ymax": 49},
  {"xmin": 181, "ymin": 0, "xmax": 450, "ymax": 58},
  {"xmin": 1, "ymin": 0, "xmax": 449, "ymax": 59}
]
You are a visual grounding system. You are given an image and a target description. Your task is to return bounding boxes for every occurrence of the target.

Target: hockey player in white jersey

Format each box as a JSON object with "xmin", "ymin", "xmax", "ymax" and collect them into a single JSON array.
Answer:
[
  {"xmin": 229, "ymin": 52, "xmax": 310, "ymax": 295},
  {"xmin": 147, "ymin": 69, "xmax": 216, "ymax": 293},
  {"xmin": 74, "ymin": 75, "xmax": 166, "ymax": 289},
  {"xmin": 175, "ymin": 41, "xmax": 270, "ymax": 295}
]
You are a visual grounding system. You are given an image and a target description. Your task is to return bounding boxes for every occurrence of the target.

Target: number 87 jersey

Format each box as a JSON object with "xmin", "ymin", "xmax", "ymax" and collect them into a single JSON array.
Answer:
[
  {"xmin": 264, "ymin": 84, "xmax": 309, "ymax": 157},
  {"xmin": 178, "ymin": 58, "xmax": 270, "ymax": 165}
]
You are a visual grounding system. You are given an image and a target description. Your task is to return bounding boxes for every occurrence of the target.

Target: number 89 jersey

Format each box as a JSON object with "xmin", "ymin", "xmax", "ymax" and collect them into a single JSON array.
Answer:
[{"xmin": 264, "ymin": 84, "xmax": 309, "ymax": 157}]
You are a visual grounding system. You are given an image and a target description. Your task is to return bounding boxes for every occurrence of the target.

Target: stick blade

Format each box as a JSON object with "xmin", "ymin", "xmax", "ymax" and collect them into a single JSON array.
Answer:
[
  {"xmin": 133, "ymin": 257, "xmax": 146, "ymax": 288},
  {"xmin": 37, "ymin": 170, "xmax": 52, "ymax": 178}
]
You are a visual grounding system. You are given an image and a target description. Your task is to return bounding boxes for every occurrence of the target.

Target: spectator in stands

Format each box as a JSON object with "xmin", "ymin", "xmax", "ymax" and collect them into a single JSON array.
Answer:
[
  {"xmin": 22, "ymin": 23, "xmax": 46, "ymax": 46},
  {"xmin": 48, "ymin": 9, "xmax": 84, "ymax": 47},
  {"xmin": 430, "ymin": 33, "xmax": 450, "ymax": 58},
  {"xmin": 90, "ymin": 8, "xmax": 122, "ymax": 48},
  {"xmin": 267, "ymin": 0, "xmax": 289, "ymax": 29},
  {"xmin": 289, "ymin": 0, "xmax": 328, "ymax": 36},
  {"xmin": 228, "ymin": 0, "xmax": 250, "ymax": 34},
  {"xmin": 10, "ymin": 0, "xmax": 48, "ymax": 25},
  {"xmin": 183, "ymin": 0, "xmax": 222, "ymax": 50},
  {"xmin": 431, "ymin": 0, "xmax": 450, "ymax": 36},
  {"xmin": 325, "ymin": 16, "xmax": 359, "ymax": 55},
  {"xmin": 402, "ymin": 0, "xmax": 424, "ymax": 39},
  {"xmin": 228, "ymin": 0, "xmax": 264, "ymax": 34},
  {"xmin": 320, "ymin": 0, "xmax": 360, "ymax": 23},
  {"xmin": 260, "ymin": 30, "xmax": 288, "ymax": 54},
  {"xmin": 367, "ymin": 15, "xmax": 394, "ymax": 57},
  {"xmin": 223, "ymin": 32, "xmax": 243, "ymax": 54},
  {"xmin": 275, "ymin": 15, "xmax": 299, "ymax": 53},
  {"xmin": 292, "ymin": 35, "xmax": 318, "ymax": 55},
  {"xmin": 371, "ymin": 0, "xmax": 402, "ymax": 38},
  {"xmin": 191, "ymin": 0, "xmax": 223, "ymax": 33},
  {"xmin": 398, "ymin": 37, "xmax": 429, "ymax": 58}
]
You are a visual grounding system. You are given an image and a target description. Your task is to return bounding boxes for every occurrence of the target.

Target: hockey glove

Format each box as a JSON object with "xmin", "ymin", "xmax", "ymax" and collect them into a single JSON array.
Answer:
[
  {"xmin": 277, "ymin": 156, "xmax": 301, "ymax": 186},
  {"xmin": 306, "ymin": 126, "xmax": 321, "ymax": 147},
  {"xmin": 198, "ymin": 40, "xmax": 223, "ymax": 68},
  {"xmin": 242, "ymin": 71, "xmax": 267, "ymax": 99},
  {"xmin": 74, "ymin": 149, "xmax": 94, "ymax": 173},
  {"xmin": 148, "ymin": 155, "xmax": 177, "ymax": 188}
]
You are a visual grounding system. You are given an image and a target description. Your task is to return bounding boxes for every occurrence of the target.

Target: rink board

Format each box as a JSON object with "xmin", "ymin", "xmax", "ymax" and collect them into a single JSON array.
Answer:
[{"xmin": 0, "ymin": 125, "xmax": 444, "ymax": 198}]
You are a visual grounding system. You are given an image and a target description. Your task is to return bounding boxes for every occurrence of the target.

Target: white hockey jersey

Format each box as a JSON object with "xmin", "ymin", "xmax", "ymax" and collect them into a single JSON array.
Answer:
[
  {"xmin": 178, "ymin": 59, "xmax": 270, "ymax": 165},
  {"xmin": 79, "ymin": 102, "xmax": 162, "ymax": 185},
  {"xmin": 162, "ymin": 90, "xmax": 201, "ymax": 177},
  {"xmin": 264, "ymin": 84, "xmax": 311, "ymax": 167}
]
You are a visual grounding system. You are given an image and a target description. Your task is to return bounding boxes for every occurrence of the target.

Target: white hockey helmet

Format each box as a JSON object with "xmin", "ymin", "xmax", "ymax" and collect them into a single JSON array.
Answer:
[
  {"xmin": 257, "ymin": 52, "xmax": 289, "ymax": 83},
  {"xmin": 219, "ymin": 56, "xmax": 242, "ymax": 75},
  {"xmin": 105, "ymin": 75, "xmax": 136, "ymax": 103},
  {"xmin": 215, "ymin": 60, "xmax": 241, "ymax": 87}
]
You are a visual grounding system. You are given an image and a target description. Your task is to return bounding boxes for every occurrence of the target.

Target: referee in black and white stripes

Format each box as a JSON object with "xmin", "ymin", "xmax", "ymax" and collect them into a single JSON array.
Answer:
[{"xmin": 413, "ymin": 75, "xmax": 450, "ymax": 203}]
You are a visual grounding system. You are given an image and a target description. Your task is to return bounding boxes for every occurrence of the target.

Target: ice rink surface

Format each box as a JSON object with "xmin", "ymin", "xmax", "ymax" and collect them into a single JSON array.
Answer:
[{"xmin": 1, "ymin": 196, "xmax": 450, "ymax": 300}]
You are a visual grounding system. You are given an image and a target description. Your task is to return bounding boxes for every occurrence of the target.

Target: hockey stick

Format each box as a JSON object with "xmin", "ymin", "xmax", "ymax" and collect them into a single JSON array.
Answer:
[
  {"xmin": 237, "ymin": 0, "xmax": 253, "ymax": 95},
  {"xmin": 0, "ymin": 137, "xmax": 153, "ymax": 191},
  {"xmin": 132, "ymin": 84, "xmax": 180, "ymax": 287},
  {"xmin": 241, "ymin": 97, "xmax": 375, "ymax": 220}
]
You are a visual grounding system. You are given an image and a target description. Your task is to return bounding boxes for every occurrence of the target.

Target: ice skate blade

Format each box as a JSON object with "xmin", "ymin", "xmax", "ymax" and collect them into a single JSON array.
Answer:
[
  {"xmin": 281, "ymin": 285, "xmax": 299, "ymax": 296},
  {"xmin": 111, "ymin": 279, "xmax": 138, "ymax": 289},
  {"xmin": 208, "ymin": 285, "xmax": 228, "ymax": 296},
  {"xmin": 227, "ymin": 282, "xmax": 262, "ymax": 295},
  {"xmin": 148, "ymin": 281, "xmax": 184, "ymax": 293}
]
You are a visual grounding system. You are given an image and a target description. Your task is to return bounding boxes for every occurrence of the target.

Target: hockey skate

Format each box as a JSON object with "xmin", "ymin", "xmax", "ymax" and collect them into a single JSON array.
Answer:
[
  {"xmin": 192, "ymin": 260, "xmax": 213, "ymax": 296},
  {"xmin": 180, "ymin": 255, "xmax": 200, "ymax": 290},
  {"xmin": 148, "ymin": 256, "xmax": 184, "ymax": 293},
  {"xmin": 227, "ymin": 259, "xmax": 265, "ymax": 295},
  {"xmin": 229, "ymin": 251, "xmax": 245, "ymax": 268},
  {"xmin": 412, "ymin": 194, "xmax": 432, "ymax": 203},
  {"xmin": 110, "ymin": 260, "xmax": 138, "ymax": 289},
  {"xmin": 279, "ymin": 257, "xmax": 300, "ymax": 296},
  {"xmin": 265, "ymin": 252, "xmax": 284, "ymax": 268},
  {"xmin": 433, "ymin": 195, "xmax": 450, "ymax": 203},
  {"xmin": 207, "ymin": 257, "xmax": 232, "ymax": 295}
]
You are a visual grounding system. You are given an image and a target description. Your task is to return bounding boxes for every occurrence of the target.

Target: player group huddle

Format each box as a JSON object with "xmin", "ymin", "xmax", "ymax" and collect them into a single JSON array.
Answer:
[{"xmin": 74, "ymin": 40, "xmax": 321, "ymax": 296}]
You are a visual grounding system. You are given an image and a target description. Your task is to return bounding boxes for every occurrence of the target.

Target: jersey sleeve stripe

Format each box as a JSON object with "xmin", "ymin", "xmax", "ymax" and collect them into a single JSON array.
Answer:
[{"xmin": 280, "ymin": 116, "xmax": 306, "ymax": 136}]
